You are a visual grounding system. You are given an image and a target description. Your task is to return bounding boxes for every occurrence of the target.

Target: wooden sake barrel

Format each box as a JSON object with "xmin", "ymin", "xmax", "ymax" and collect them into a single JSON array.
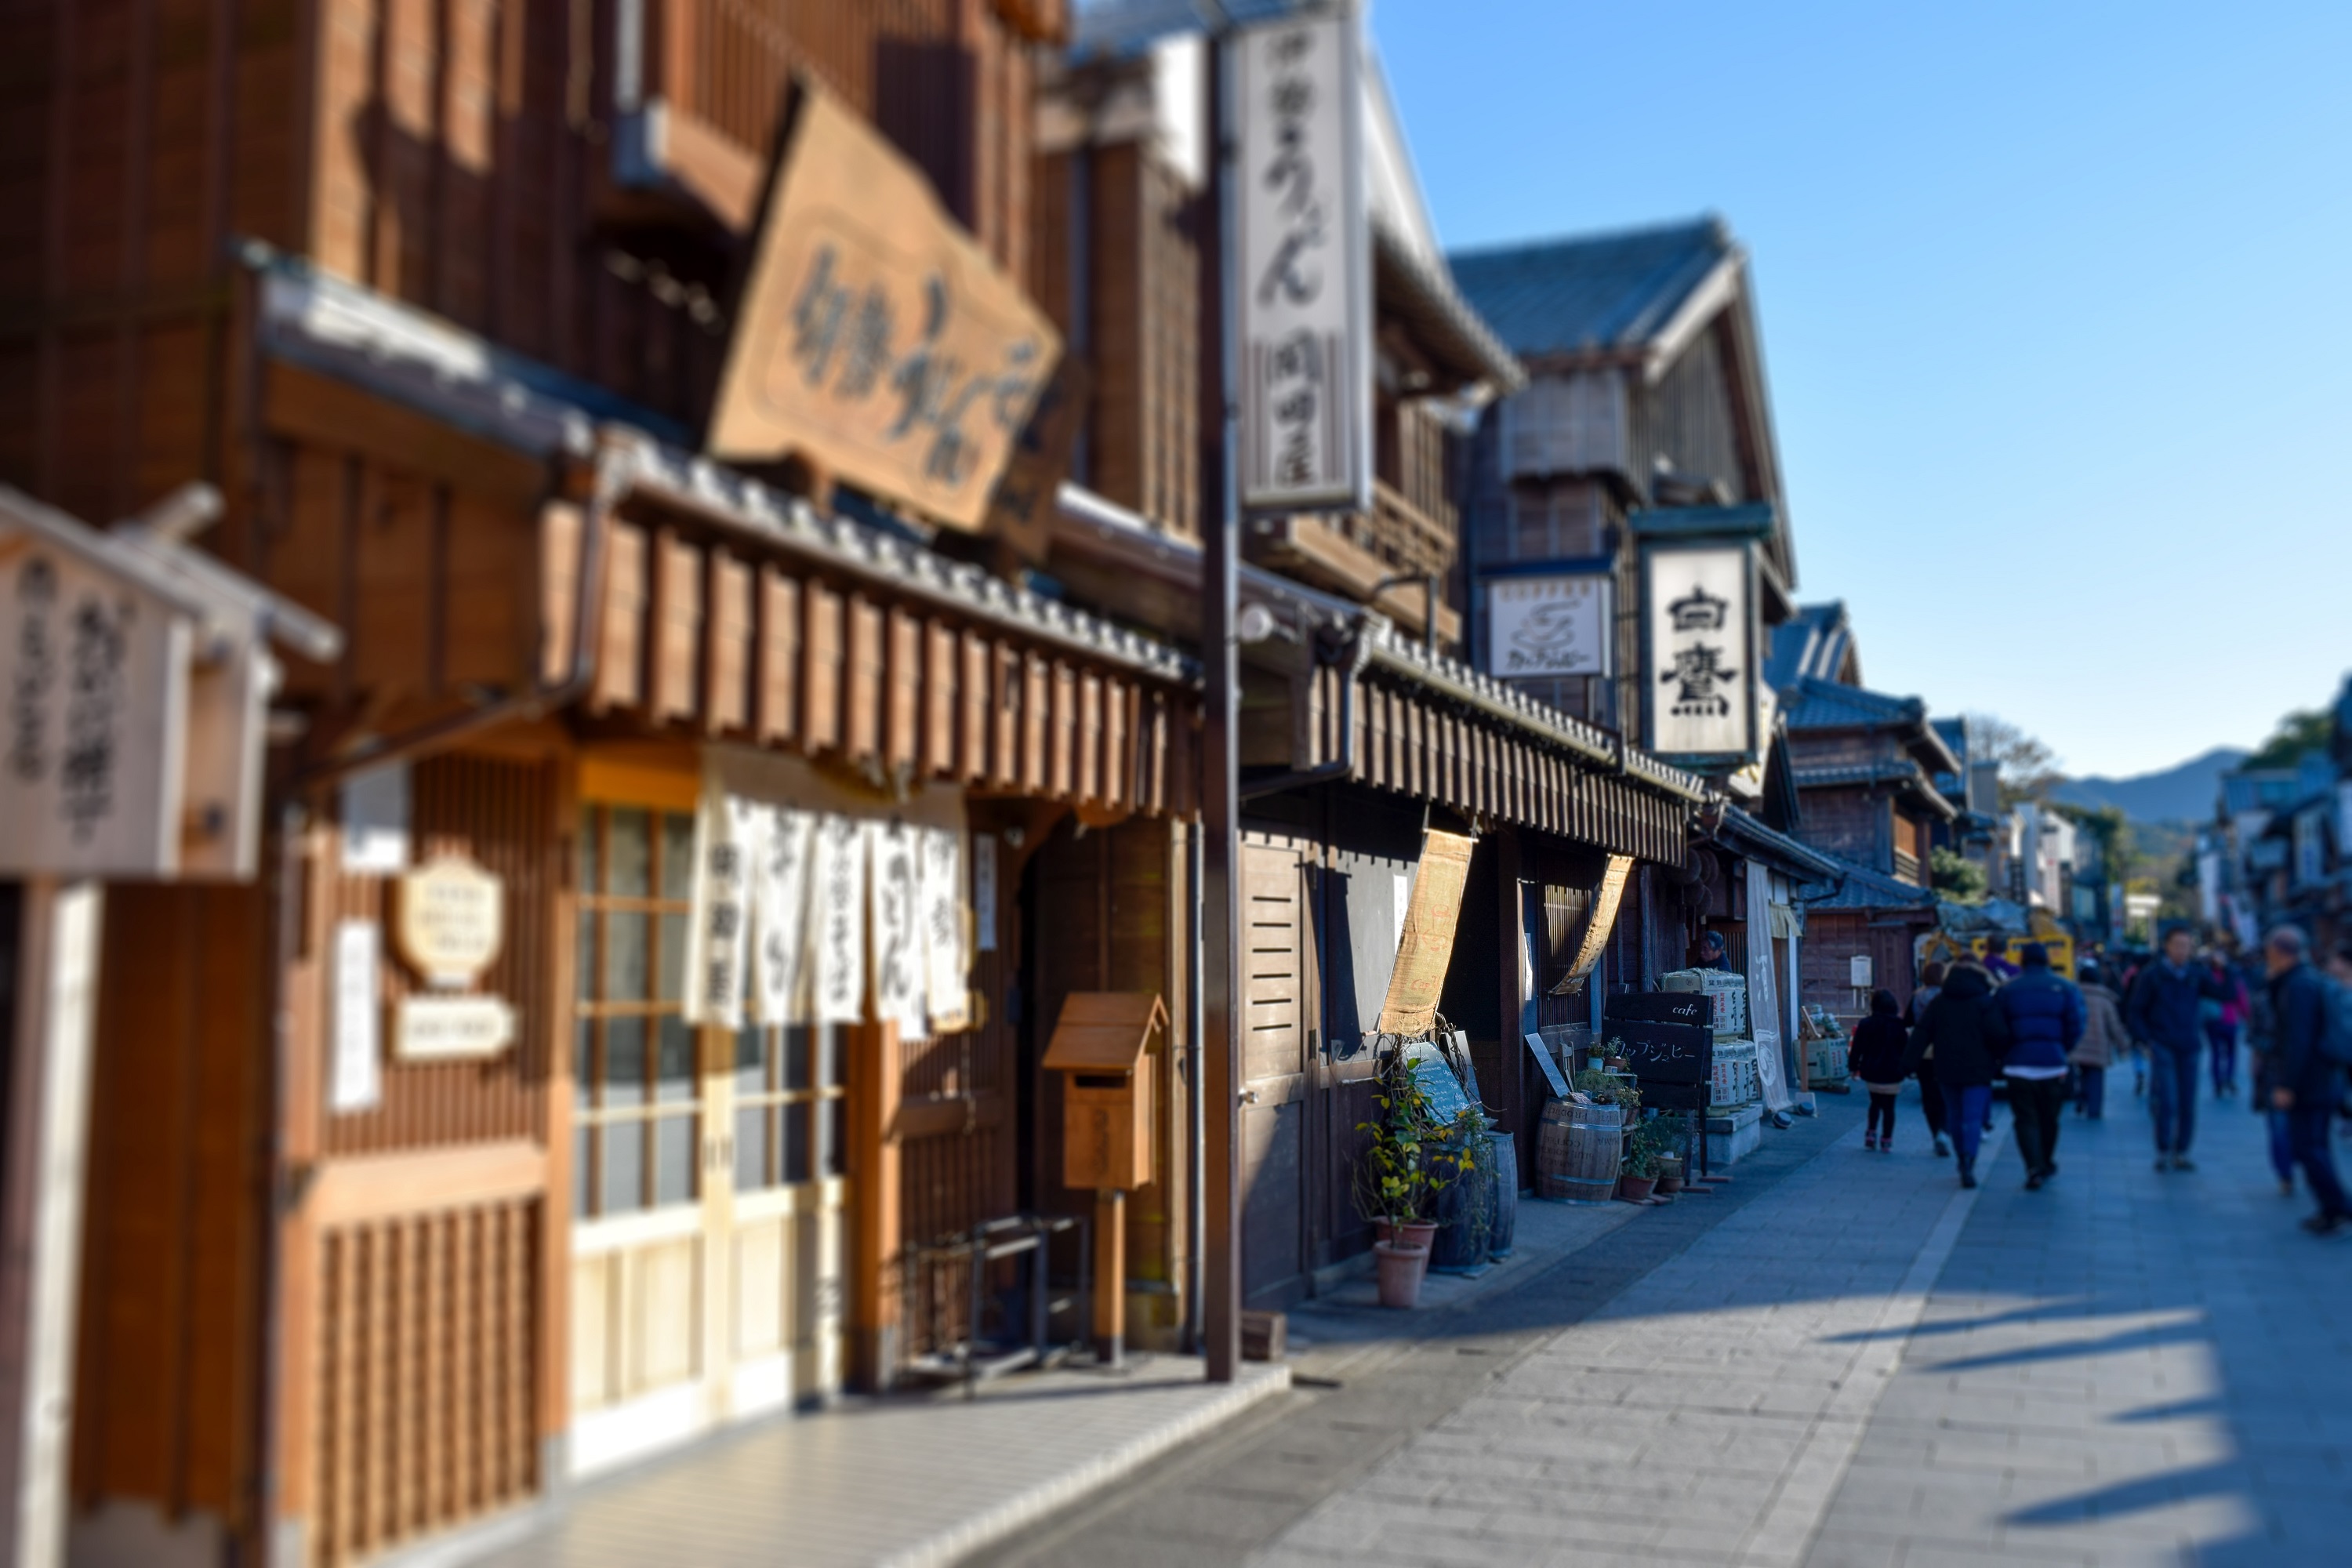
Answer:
[{"xmin": 1537, "ymin": 1101, "xmax": 1624, "ymax": 1203}]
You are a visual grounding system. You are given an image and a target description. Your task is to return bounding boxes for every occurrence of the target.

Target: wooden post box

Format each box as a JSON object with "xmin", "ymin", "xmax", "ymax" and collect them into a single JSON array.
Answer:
[
  {"xmin": 1042, "ymin": 992, "xmax": 1166, "ymax": 1192},
  {"xmin": 1042, "ymin": 992, "xmax": 1166, "ymax": 1366}
]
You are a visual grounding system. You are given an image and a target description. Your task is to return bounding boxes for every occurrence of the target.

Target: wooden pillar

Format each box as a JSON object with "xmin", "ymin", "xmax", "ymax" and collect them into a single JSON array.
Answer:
[
  {"xmin": 1093, "ymin": 1189, "xmax": 1125, "ymax": 1366},
  {"xmin": 849, "ymin": 1019, "xmax": 903, "ymax": 1390}
]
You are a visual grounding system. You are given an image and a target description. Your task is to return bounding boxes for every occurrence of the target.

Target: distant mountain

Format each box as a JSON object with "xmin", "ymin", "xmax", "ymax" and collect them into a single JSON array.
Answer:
[{"xmin": 2050, "ymin": 747, "xmax": 2250, "ymax": 824}]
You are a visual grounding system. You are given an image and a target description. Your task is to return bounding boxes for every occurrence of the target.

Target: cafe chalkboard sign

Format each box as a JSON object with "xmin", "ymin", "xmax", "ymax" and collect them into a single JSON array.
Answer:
[
  {"xmin": 1611, "ymin": 1019, "xmax": 1713, "ymax": 1112},
  {"xmin": 1606, "ymin": 992, "xmax": 1710, "ymax": 1031}
]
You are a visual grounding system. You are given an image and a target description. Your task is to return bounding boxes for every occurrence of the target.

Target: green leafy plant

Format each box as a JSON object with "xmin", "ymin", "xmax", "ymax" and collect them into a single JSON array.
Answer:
[
  {"xmin": 1571, "ymin": 1068, "xmax": 1642, "ymax": 1116},
  {"xmin": 1353, "ymin": 1052, "xmax": 1466, "ymax": 1227},
  {"xmin": 1624, "ymin": 1115, "xmax": 1676, "ymax": 1180}
]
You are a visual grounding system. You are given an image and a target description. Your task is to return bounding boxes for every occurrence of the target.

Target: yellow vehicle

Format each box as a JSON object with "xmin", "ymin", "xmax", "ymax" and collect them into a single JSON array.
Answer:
[{"xmin": 1917, "ymin": 924, "xmax": 2076, "ymax": 979}]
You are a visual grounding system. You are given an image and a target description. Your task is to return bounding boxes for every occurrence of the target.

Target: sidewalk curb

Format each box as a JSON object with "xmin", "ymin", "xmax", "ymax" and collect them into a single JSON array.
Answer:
[{"xmin": 886, "ymin": 1363, "xmax": 1292, "ymax": 1568}]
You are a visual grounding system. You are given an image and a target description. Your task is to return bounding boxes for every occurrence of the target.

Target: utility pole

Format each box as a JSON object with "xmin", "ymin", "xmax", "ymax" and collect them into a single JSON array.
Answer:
[{"xmin": 1198, "ymin": 15, "xmax": 1242, "ymax": 1386}]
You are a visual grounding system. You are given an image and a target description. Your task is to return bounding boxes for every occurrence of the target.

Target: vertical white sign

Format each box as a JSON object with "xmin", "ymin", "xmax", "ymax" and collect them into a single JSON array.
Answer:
[
  {"xmin": 1644, "ymin": 545, "xmax": 1755, "ymax": 760},
  {"xmin": 811, "ymin": 814, "xmax": 867, "ymax": 1025},
  {"xmin": 971, "ymin": 833, "xmax": 999, "ymax": 953},
  {"xmin": 1233, "ymin": 9, "xmax": 1370, "ymax": 514},
  {"xmin": 340, "ymin": 761, "xmax": 411, "ymax": 873},
  {"xmin": 330, "ymin": 920, "xmax": 383, "ymax": 1114},
  {"xmin": 1744, "ymin": 859, "xmax": 1791, "ymax": 1112},
  {"xmin": 919, "ymin": 827, "xmax": 969, "ymax": 1034},
  {"xmin": 869, "ymin": 822, "xmax": 924, "ymax": 1038},
  {"xmin": 752, "ymin": 807, "xmax": 816, "ymax": 1025},
  {"xmin": 689, "ymin": 793, "xmax": 766, "ymax": 1028},
  {"xmin": 1486, "ymin": 573, "xmax": 1611, "ymax": 678}
]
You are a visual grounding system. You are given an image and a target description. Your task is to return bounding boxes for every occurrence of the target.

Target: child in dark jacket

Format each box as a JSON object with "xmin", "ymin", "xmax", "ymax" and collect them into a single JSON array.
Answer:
[{"xmin": 1852, "ymin": 989, "xmax": 1909, "ymax": 1152}]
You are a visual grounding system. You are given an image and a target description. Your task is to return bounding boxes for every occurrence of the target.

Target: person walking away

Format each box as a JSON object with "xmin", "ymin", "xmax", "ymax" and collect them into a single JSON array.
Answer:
[
  {"xmin": 2121, "ymin": 953, "xmax": 2150, "ymax": 1096},
  {"xmin": 2260, "ymin": 926, "xmax": 2350, "ymax": 1235},
  {"xmin": 1980, "ymin": 935, "xmax": 2021, "ymax": 983},
  {"xmin": 2128, "ymin": 926, "xmax": 2230, "ymax": 1171},
  {"xmin": 1853, "ymin": 989, "xmax": 1909, "ymax": 1152},
  {"xmin": 2243, "ymin": 952, "xmax": 2294, "ymax": 1196},
  {"xmin": 2071, "ymin": 961, "xmax": 2127, "ymax": 1120},
  {"xmin": 1907, "ymin": 961, "xmax": 1952, "ymax": 1156},
  {"xmin": 2206, "ymin": 950, "xmax": 2249, "ymax": 1099},
  {"xmin": 1905, "ymin": 959, "xmax": 2010, "ymax": 1189},
  {"xmin": 1997, "ymin": 942, "xmax": 2084, "ymax": 1189}
]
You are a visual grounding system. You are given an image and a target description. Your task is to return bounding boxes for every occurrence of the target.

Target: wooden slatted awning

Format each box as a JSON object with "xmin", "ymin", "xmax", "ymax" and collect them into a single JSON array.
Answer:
[
  {"xmin": 575, "ymin": 436, "xmax": 1200, "ymax": 818},
  {"xmin": 1290, "ymin": 623, "xmax": 1701, "ymax": 866}
]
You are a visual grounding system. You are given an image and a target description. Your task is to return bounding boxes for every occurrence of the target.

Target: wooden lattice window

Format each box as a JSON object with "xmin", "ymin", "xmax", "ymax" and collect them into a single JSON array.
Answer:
[
  {"xmin": 731, "ymin": 1022, "xmax": 849, "ymax": 1191},
  {"xmin": 574, "ymin": 804, "xmax": 701, "ymax": 1218}
]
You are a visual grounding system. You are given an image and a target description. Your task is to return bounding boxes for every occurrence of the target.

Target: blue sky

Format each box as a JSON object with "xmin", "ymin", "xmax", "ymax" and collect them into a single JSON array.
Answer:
[{"xmin": 1371, "ymin": 0, "xmax": 2351, "ymax": 779}]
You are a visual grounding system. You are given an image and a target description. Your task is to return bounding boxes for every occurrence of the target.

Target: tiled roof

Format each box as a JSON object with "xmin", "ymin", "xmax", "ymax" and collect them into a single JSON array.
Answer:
[
  {"xmin": 1806, "ymin": 854, "xmax": 1938, "ymax": 913},
  {"xmin": 1791, "ymin": 757, "xmax": 1958, "ymax": 819},
  {"xmin": 1783, "ymin": 677, "xmax": 1926, "ymax": 731},
  {"xmin": 1766, "ymin": 602, "xmax": 1856, "ymax": 691},
  {"xmin": 1712, "ymin": 804, "xmax": 1840, "ymax": 880},
  {"xmin": 1449, "ymin": 218, "xmax": 1732, "ymax": 361},
  {"xmin": 254, "ymin": 251, "xmax": 1200, "ymax": 684},
  {"xmin": 1794, "ymin": 760, "xmax": 1927, "ymax": 789}
]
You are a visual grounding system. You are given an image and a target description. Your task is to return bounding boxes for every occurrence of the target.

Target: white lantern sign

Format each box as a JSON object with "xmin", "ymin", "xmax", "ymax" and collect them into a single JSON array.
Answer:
[{"xmin": 1642, "ymin": 543, "xmax": 1757, "ymax": 764}]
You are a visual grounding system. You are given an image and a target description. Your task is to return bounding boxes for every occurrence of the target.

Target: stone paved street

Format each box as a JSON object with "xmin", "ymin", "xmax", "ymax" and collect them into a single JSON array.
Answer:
[{"xmin": 989, "ymin": 1071, "xmax": 2352, "ymax": 1567}]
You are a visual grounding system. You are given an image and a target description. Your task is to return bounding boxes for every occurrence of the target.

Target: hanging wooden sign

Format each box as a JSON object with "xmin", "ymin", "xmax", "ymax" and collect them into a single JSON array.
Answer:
[
  {"xmin": 707, "ymin": 84, "xmax": 1062, "ymax": 532},
  {"xmin": 394, "ymin": 856, "xmax": 505, "ymax": 987}
]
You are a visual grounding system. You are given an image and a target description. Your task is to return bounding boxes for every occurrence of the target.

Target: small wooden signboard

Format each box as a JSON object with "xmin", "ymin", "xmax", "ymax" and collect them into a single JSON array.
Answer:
[{"xmin": 1523, "ymin": 1033, "xmax": 1571, "ymax": 1102}]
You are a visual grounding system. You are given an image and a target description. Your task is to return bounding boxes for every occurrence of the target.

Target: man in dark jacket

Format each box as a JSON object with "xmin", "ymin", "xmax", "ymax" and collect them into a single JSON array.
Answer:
[
  {"xmin": 2126, "ymin": 925, "xmax": 2231, "ymax": 1171},
  {"xmin": 1996, "ymin": 942, "xmax": 2084, "ymax": 1188},
  {"xmin": 2264, "ymin": 926, "xmax": 2349, "ymax": 1234},
  {"xmin": 1905, "ymin": 960, "xmax": 2010, "ymax": 1189}
]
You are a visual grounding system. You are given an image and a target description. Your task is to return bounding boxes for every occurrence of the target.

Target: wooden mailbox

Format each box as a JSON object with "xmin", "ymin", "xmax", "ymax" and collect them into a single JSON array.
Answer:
[{"xmin": 1043, "ymin": 992, "xmax": 1166, "ymax": 1192}]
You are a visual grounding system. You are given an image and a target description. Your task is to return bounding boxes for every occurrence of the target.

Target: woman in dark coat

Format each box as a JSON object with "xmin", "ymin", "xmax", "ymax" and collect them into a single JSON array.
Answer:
[
  {"xmin": 1904, "ymin": 960, "xmax": 2010, "ymax": 1188},
  {"xmin": 1851, "ymin": 989, "xmax": 1909, "ymax": 1152}
]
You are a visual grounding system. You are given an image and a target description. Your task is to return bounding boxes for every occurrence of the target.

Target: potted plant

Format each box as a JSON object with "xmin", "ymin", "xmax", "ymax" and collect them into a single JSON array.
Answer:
[
  {"xmin": 1655, "ymin": 1144, "xmax": 1688, "ymax": 1194},
  {"xmin": 1427, "ymin": 1106, "xmax": 1492, "ymax": 1273},
  {"xmin": 1355, "ymin": 1052, "xmax": 1450, "ymax": 1306},
  {"xmin": 1620, "ymin": 1116, "xmax": 1671, "ymax": 1202}
]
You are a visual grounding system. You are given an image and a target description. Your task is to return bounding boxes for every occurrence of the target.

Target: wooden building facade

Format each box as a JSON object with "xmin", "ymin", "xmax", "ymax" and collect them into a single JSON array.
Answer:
[
  {"xmin": 0, "ymin": 3, "xmax": 1247, "ymax": 1565},
  {"xmin": 1451, "ymin": 217, "xmax": 1800, "ymax": 736},
  {"xmin": 1776, "ymin": 675, "xmax": 1956, "ymax": 1020},
  {"xmin": 1026, "ymin": 13, "xmax": 1708, "ymax": 1312},
  {"xmin": 0, "ymin": 3, "xmax": 1722, "ymax": 1564}
]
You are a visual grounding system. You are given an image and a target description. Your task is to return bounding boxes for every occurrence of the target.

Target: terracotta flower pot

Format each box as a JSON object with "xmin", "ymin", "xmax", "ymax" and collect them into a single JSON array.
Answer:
[
  {"xmin": 1618, "ymin": 1175, "xmax": 1657, "ymax": 1202},
  {"xmin": 1396, "ymin": 1219, "xmax": 1438, "ymax": 1253},
  {"xmin": 1374, "ymin": 1241, "xmax": 1429, "ymax": 1308},
  {"xmin": 1656, "ymin": 1172, "xmax": 1684, "ymax": 1195}
]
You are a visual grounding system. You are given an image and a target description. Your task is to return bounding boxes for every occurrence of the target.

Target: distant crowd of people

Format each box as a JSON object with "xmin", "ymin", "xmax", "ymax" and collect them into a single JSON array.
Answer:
[{"xmin": 1843, "ymin": 924, "xmax": 2352, "ymax": 1235}]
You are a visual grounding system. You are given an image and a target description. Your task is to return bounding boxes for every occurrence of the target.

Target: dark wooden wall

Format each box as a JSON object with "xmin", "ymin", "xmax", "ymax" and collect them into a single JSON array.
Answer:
[
  {"xmin": 1032, "ymin": 140, "xmax": 1200, "ymax": 539},
  {"xmin": 1635, "ymin": 318, "xmax": 1749, "ymax": 503},
  {"xmin": 1022, "ymin": 812, "xmax": 1189, "ymax": 1345},
  {"xmin": 0, "ymin": 0, "xmax": 1050, "ymax": 538},
  {"xmin": 72, "ymin": 882, "xmax": 270, "ymax": 1534}
]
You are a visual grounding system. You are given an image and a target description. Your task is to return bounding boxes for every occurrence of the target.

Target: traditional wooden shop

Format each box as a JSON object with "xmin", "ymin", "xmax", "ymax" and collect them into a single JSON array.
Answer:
[
  {"xmin": 4, "ymin": 5, "xmax": 1241, "ymax": 1561},
  {"xmin": 69, "ymin": 257, "xmax": 1202, "ymax": 1568}
]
